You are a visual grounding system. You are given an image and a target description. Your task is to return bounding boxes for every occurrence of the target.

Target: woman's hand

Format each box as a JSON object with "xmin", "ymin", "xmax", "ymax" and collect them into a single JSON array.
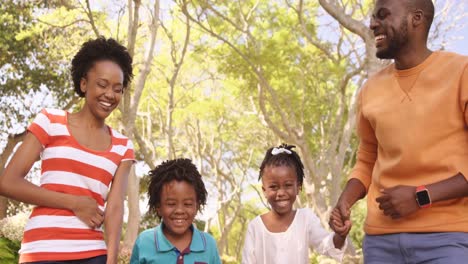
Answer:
[{"xmin": 71, "ymin": 196, "xmax": 104, "ymax": 228}]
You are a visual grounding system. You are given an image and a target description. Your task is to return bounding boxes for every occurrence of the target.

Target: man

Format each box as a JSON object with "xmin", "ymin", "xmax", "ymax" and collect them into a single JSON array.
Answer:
[{"xmin": 329, "ymin": 0, "xmax": 468, "ymax": 263}]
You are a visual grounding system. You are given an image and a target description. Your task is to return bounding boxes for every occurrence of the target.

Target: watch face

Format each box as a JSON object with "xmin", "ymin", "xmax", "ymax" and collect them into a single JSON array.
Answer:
[{"xmin": 416, "ymin": 190, "xmax": 430, "ymax": 206}]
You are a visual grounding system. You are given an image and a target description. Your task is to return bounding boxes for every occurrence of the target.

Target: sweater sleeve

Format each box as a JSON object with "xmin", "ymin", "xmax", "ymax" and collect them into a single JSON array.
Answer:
[
  {"xmin": 349, "ymin": 85, "xmax": 378, "ymax": 191},
  {"xmin": 458, "ymin": 62, "xmax": 468, "ymax": 181}
]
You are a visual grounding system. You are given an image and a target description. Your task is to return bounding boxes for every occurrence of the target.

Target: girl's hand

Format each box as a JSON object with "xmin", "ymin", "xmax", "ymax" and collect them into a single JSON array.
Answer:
[
  {"xmin": 71, "ymin": 196, "xmax": 104, "ymax": 229},
  {"xmin": 329, "ymin": 208, "xmax": 351, "ymax": 237}
]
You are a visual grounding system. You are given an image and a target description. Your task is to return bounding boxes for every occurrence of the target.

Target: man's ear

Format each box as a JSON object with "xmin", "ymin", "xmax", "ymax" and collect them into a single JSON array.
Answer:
[
  {"xmin": 412, "ymin": 9, "xmax": 424, "ymax": 27},
  {"xmin": 80, "ymin": 78, "xmax": 87, "ymax": 94}
]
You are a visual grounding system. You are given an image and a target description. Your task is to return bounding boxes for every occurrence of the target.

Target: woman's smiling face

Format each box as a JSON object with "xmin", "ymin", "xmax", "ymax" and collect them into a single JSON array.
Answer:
[{"xmin": 80, "ymin": 60, "xmax": 124, "ymax": 120}]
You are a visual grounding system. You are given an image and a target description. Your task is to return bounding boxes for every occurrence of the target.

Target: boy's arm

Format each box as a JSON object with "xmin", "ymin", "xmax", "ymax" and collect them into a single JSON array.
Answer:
[
  {"xmin": 210, "ymin": 236, "xmax": 222, "ymax": 264},
  {"xmin": 129, "ymin": 235, "xmax": 141, "ymax": 264},
  {"xmin": 104, "ymin": 160, "xmax": 133, "ymax": 264}
]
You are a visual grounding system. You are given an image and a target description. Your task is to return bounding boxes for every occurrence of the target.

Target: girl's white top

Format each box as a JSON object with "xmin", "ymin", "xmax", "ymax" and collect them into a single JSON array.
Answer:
[{"xmin": 242, "ymin": 208, "xmax": 346, "ymax": 264}]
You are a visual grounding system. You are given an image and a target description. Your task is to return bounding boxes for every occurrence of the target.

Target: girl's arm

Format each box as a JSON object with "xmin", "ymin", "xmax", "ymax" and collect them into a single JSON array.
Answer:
[
  {"xmin": 0, "ymin": 132, "xmax": 103, "ymax": 228},
  {"xmin": 306, "ymin": 209, "xmax": 346, "ymax": 262},
  {"xmin": 104, "ymin": 160, "xmax": 132, "ymax": 264},
  {"xmin": 241, "ymin": 222, "xmax": 255, "ymax": 264}
]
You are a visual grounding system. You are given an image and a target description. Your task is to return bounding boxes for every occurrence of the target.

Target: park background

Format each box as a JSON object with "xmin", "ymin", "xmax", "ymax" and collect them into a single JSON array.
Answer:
[{"xmin": 0, "ymin": 0, "xmax": 467, "ymax": 263}]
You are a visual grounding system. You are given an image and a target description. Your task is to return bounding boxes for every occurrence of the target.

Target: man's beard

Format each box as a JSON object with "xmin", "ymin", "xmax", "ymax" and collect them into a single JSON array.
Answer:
[{"xmin": 376, "ymin": 21, "xmax": 409, "ymax": 59}]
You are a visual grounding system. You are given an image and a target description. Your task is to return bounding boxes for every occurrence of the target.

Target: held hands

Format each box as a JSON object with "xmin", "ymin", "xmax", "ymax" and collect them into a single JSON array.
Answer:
[
  {"xmin": 329, "ymin": 204, "xmax": 352, "ymax": 250},
  {"xmin": 71, "ymin": 196, "xmax": 104, "ymax": 229},
  {"xmin": 329, "ymin": 207, "xmax": 352, "ymax": 238},
  {"xmin": 376, "ymin": 185, "xmax": 419, "ymax": 219}
]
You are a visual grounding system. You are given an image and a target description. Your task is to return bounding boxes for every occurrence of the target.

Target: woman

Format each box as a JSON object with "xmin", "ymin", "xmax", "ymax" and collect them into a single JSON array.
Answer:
[{"xmin": 0, "ymin": 37, "xmax": 134, "ymax": 264}]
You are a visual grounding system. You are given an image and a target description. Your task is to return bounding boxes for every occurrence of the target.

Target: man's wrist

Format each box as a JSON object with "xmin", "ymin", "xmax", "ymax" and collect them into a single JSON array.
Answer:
[{"xmin": 415, "ymin": 185, "xmax": 432, "ymax": 208}]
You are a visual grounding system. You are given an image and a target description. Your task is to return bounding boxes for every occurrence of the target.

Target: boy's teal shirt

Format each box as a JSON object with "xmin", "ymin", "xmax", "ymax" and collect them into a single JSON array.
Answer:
[{"xmin": 130, "ymin": 223, "xmax": 222, "ymax": 264}]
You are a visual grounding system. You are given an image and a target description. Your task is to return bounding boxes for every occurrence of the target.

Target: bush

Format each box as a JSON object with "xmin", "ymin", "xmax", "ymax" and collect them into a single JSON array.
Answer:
[{"xmin": 0, "ymin": 213, "xmax": 27, "ymax": 263}]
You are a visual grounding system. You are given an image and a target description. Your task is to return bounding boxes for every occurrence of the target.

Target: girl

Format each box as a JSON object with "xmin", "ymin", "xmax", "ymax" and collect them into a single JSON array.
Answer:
[
  {"xmin": 130, "ymin": 158, "xmax": 221, "ymax": 264},
  {"xmin": 242, "ymin": 144, "xmax": 350, "ymax": 264},
  {"xmin": 0, "ymin": 37, "xmax": 134, "ymax": 264}
]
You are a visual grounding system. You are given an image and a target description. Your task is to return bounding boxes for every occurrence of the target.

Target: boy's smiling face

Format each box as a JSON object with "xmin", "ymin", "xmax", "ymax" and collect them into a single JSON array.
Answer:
[
  {"xmin": 262, "ymin": 165, "xmax": 300, "ymax": 216},
  {"xmin": 157, "ymin": 180, "xmax": 198, "ymax": 241}
]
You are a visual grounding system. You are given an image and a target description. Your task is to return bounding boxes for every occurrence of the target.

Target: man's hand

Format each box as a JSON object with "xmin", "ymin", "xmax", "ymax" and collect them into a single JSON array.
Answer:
[
  {"xmin": 376, "ymin": 185, "xmax": 419, "ymax": 219},
  {"xmin": 329, "ymin": 207, "xmax": 352, "ymax": 238}
]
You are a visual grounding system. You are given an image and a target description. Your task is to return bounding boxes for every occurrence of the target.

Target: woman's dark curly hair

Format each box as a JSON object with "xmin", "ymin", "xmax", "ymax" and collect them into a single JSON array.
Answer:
[
  {"xmin": 71, "ymin": 36, "xmax": 133, "ymax": 97},
  {"xmin": 259, "ymin": 143, "xmax": 305, "ymax": 187},
  {"xmin": 148, "ymin": 158, "xmax": 208, "ymax": 215}
]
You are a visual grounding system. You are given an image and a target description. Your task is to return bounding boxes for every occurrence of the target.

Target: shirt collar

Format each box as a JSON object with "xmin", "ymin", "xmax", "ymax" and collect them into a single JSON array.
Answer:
[{"xmin": 154, "ymin": 223, "xmax": 207, "ymax": 253}]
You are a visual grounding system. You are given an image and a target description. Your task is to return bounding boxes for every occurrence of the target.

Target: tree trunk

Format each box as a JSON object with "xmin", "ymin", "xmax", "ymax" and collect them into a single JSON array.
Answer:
[{"xmin": 123, "ymin": 165, "xmax": 140, "ymax": 247}]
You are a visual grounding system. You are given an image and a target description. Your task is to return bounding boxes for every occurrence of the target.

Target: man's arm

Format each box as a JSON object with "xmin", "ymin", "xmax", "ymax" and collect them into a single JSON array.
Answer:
[
  {"xmin": 334, "ymin": 179, "xmax": 367, "ymax": 222},
  {"xmin": 376, "ymin": 173, "xmax": 468, "ymax": 219}
]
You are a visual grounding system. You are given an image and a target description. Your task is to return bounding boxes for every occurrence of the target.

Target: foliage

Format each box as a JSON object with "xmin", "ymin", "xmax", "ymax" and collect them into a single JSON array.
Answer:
[
  {"xmin": 0, "ymin": 213, "xmax": 28, "ymax": 263},
  {"xmin": 0, "ymin": 237, "xmax": 20, "ymax": 264},
  {"xmin": 118, "ymin": 243, "xmax": 132, "ymax": 264}
]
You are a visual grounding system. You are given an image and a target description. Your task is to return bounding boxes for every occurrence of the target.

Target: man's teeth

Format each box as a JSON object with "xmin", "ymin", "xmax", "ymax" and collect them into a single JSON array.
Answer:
[
  {"xmin": 375, "ymin": 35, "xmax": 386, "ymax": 41},
  {"xmin": 100, "ymin": 102, "xmax": 111, "ymax": 107}
]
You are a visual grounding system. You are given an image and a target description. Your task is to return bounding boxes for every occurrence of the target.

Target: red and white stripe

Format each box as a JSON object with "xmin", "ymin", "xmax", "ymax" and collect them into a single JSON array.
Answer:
[{"xmin": 19, "ymin": 108, "xmax": 134, "ymax": 262}]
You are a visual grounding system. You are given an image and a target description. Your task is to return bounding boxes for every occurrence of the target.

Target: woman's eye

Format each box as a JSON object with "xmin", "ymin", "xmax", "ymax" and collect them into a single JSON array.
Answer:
[{"xmin": 113, "ymin": 86, "xmax": 123, "ymax": 93}]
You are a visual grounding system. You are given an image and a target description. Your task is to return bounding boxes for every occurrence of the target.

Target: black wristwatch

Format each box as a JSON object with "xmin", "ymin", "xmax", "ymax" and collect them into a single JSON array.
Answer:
[{"xmin": 415, "ymin": 185, "xmax": 431, "ymax": 208}]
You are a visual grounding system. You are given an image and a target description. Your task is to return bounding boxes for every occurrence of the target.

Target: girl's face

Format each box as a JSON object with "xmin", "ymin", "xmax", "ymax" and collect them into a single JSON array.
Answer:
[
  {"xmin": 262, "ymin": 165, "xmax": 300, "ymax": 216},
  {"xmin": 80, "ymin": 60, "xmax": 124, "ymax": 120},
  {"xmin": 157, "ymin": 180, "xmax": 198, "ymax": 241}
]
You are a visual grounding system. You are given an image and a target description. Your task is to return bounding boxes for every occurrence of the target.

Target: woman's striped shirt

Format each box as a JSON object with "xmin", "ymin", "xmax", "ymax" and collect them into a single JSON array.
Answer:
[{"xmin": 19, "ymin": 108, "xmax": 134, "ymax": 262}]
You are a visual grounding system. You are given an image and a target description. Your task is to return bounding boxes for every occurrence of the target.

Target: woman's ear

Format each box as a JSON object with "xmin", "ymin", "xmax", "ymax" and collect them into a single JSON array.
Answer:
[{"xmin": 80, "ymin": 78, "xmax": 87, "ymax": 94}]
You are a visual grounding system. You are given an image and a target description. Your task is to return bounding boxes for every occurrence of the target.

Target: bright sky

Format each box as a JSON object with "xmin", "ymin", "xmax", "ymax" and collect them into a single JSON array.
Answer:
[{"xmin": 433, "ymin": 0, "xmax": 467, "ymax": 55}]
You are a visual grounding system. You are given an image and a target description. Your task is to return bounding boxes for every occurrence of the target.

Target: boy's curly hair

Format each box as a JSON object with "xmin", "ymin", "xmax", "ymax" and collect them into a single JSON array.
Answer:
[
  {"xmin": 71, "ymin": 36, "xmax": 133, "ymax": 97},
  {"xmin": 147, "ymin": 158, "xmax": 208, "ymax": 214},
  {"xmin": 259, "ymin": 143, "xmax": 305, "ymax": 187}
]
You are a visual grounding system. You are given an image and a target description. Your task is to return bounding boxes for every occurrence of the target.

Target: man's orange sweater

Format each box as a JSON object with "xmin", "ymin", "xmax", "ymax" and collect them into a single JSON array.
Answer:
[{"xmin": 351, "ymin": 51, "xmax": 468, "ymax": 235}]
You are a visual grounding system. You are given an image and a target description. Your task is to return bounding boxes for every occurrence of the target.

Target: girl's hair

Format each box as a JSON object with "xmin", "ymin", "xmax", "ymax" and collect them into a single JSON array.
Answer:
[
  {"xmin": 259, "ymin": 143, "xmax": 305, "ymax": 186},
  {"xmin": 147, "ymin": 158, "xmax": 207, "ymax": 213},
  {"xmin": 71, "ymin": 36, "xmax": 133, "ymax": 97}
]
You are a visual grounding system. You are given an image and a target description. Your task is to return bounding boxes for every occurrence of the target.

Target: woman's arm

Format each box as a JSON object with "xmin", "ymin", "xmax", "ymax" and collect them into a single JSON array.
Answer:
[
  {"xmin": 104, "ymin": 160, "xmax": 132, "ymax": 264},
  {"xmin": 0, "ymin": 132, "xmax": 104, "ymax": 228}
]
